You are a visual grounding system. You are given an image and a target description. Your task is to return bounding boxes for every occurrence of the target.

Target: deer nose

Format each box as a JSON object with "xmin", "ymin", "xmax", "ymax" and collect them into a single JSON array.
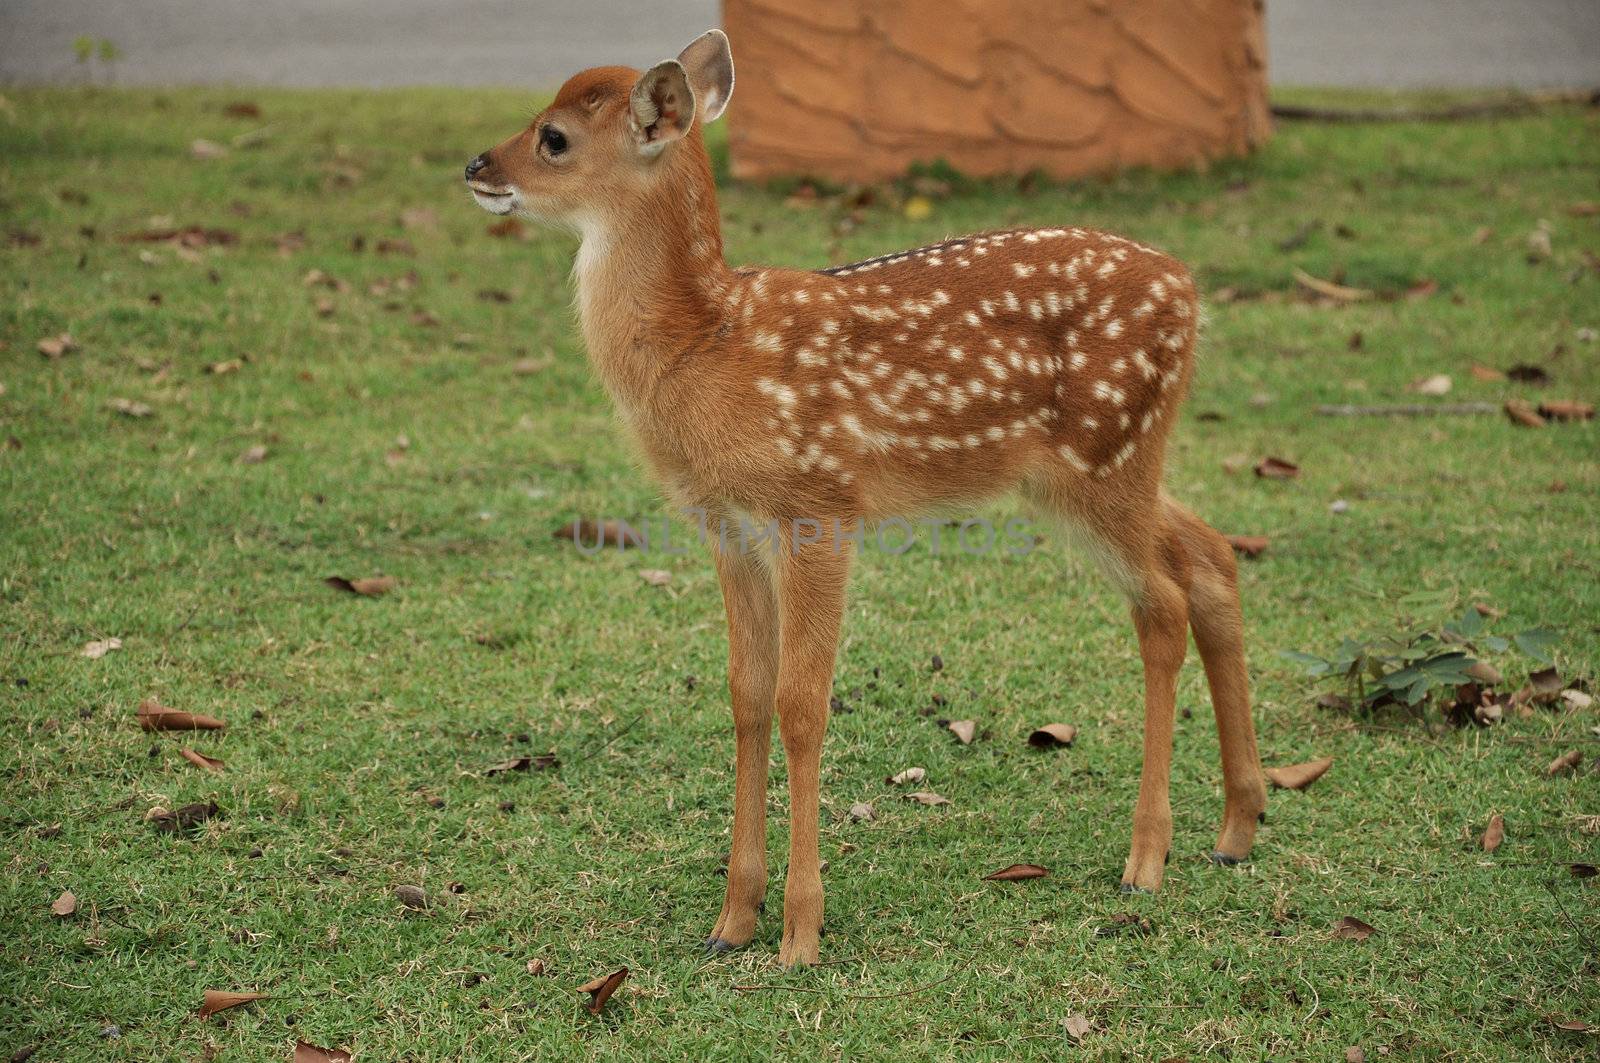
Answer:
[{"xmin": 464, "ymin": 154, "xmax": 489, "ymax": 181}]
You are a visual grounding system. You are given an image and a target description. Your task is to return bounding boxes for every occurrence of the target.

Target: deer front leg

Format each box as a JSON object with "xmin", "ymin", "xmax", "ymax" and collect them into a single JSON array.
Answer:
[
  {"xmin": 706, "ymin": 542, "xmax": 779, "ymax": 953},
  {"xmin": 773, "ymin": 527, "xmax": 851, "ymax": 968}
]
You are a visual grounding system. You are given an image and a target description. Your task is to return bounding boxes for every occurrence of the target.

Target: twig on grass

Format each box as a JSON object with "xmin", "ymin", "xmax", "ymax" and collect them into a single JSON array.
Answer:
[
  {"xmin": 1542, "ymin": 881, "xmax": 1597, "ymax": 956},
  {"xmin": 733, "ymin": 954, "xmax": 977, "ymax": 999},
  {"xmin": 1315, "ymin": 403, "xmax": 1501, "ymax": 418},
  {"xmin": 573, "ymin": 710, "xmax": 645, "ymax": 764}
]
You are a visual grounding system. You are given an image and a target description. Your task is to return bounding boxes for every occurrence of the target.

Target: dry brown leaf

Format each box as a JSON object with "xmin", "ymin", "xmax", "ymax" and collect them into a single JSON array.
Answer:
[
  {"xmin": 1062, "ymin": 1014, "xmax": 1094, "ymax": 1041},
  {"xmin": 1539, "ymin": 399, "xmax": 1594, "ymax": 422},
  {"xmin": 1293, "ymin": 267, "xmax": 1372, "ymax": 302},
  {"xmin": 526, "ymin": 957, "xmax": 548, "ymax": 975},
  {"xmin": 1528, "ymin": 666, "xmax": 1564, "ymax": 702},
  {"xmin": 1220, "ymin": 453, "xmax": 1249, "ymax": 475},
  {"xmin": 1506, "ymin": 363, "xmax": 1550, "ymax": 385},
  {"xmin": 51, "ymin": 890, "xmax": 77, "ymax": 917},
  {"xmin": 1408, "ymin": 373, "xmax": 1452, "ymax": 397},
  {"xmin": 1503, "ymin": 399, "xmax": 1545, "ymax": 428},
  {"xmin": 848, "ymin": 801, "xmax": 875, "ymax": 822},
  {"xmin": 1265, "ymin": 756, "xmax": 1333, "ymax": 790},
  {"xmin": 552, "ymin": 519, "xmax": 644, "ymax": 550},
  {"xmin": 1026, "ymin": 723, "xmax": 1077, "ymax": 749},
  {"xmin": 107, "ymin": 397, "xmax": 154, "ymax": 418},
  {"xmin": 190, "ymin": 139, "xmax": 228, "ymax": 160},
  {"xmin": 1571, "ymin": 864, "xmax": 1598, "ymax": 879},
  {"xmin": 1346, "ymin": 1048, "xmax": 1367, "ymax": 1062},
  {"xmin": 149, "ymin": 801, "xmax": 220, "ymax": 833},
  {"xmin": 180, "ymin": 748, "xmax": 225, "ymax": 774},
  {"xmin": 1480, "ymin": 813, "xmax": 1505, "ymax": 853},
  {"xmin": 394, "ymin": 884, "xmax": 428, "ymax": 910},
  {"xmin": 947, "ymin": 719, "xmax": 976, "ymax": 745},
  {"xmin": 482, "ymin": 753, "xmax": 557, "ymax": 776},
  {"xmin": 904, "ymin": 791, "xmax": 950, "ymax": 806},
  {"xmin": 37, "ymin": 333, "xmax": 78, "ymax": 359},
  {"xmin": 1568, "ymin": 202, "xmax": 1600, "ymax": 217},
  {"xmin": 222, "ymin": 101, "xmax": 261, "ymax": 119},
  {"xmin": 1561, "ymin": 689, "xmax": 1594, "ymax": 710},
  {"xmin": 206, "ymin": 358, "xmax": 244, "ymax": 375},
  {"xmin": 138, "ymin": 698, "xmax": 225, "ymax": 731},
  {"xmin": 81, "ymin": 637, "xmax": 122, "ymax": 659},
  {"xmin": 578, "ymin": 968, "xmax": 628, "ymax": 1014},
  {"xmin": 1254, "ymin": 456, "xmax": 1300, "ymax": 480},
  {"xmin": 238, "ymin": 444, "xmax": 268, "ymax": 464},
  {"xmin": 1404, "ymin": 278, "xmax": 1439, "ymax": 300},
  {"xmin": 1547, "ymin": 749, "xmax": 1582, "ymax": 776},
  {"xmin": 1464, "ymin": 661, "xmax": 1503, "ymax": 686},
  {"xmin": 886, "ymin": 766, "xmax": 926, "ymax": 785},
  {"xmin": 1469, "ymin": 364, "xmax": 1505, "ymax": 382},
  {"xmin": 324, "ymin": 575, "xmax": 395, "ymax": 597},
  {"xmin": 1547, "ymin": 1016, "xmax": 1593, "ymax": 1033},
  {"xmin": 1331, "ymin": 916, "xmax": 1376, "ymax": 941},
  {"xmin": 198, "ymin": 990, "xmax": 266, "ymax": 1018},
  {"xmin": 294, "ymin": 1042, "xmax": 352, "ymax": 1063},
  {"xmin": 638, "ymin": 569, "xmax": 672, "ymax": 587},
  {"xmin": 1226, "ymin": 534, "xmax": 1270, "ymax": 558},
  {"xmin": 983, "ymin": 863, "xmax": 1049, "ymax": 881}
]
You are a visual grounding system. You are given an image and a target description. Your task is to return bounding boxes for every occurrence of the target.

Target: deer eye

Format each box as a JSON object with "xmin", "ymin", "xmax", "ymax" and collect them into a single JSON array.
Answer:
[{"xmin": 539, "ymin": 127, "xmax": 568, "ymax": 156}]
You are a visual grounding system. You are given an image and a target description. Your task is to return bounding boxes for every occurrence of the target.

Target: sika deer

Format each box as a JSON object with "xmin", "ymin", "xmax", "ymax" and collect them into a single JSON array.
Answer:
[{"xmin": 465, "ymin": 30, "xmax": 1267, "ymax": 968}]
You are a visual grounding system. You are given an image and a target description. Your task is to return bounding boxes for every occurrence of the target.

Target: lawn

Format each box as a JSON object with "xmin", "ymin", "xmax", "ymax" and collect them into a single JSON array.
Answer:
[{"xmin": 1, "ymin": 85, "xmax": 1597, "ymax": 1061}]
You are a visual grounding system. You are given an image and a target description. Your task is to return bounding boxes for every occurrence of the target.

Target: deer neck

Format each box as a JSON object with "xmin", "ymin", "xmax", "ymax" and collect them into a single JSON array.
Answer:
[{"xmin": 571, "ymin": 158, "xmax": 731, "ymax": 420}]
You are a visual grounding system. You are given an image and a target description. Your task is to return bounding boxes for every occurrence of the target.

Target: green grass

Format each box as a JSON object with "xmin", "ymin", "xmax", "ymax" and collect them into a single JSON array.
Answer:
[{"xmin": 2, "ymin": 86, "xmax": 1598, "ymax": 1061}]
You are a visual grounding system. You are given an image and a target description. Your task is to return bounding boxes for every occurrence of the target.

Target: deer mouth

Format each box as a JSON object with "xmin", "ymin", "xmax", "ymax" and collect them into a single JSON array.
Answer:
[{"xmin": 468, "ymin": 183, "xmax": 517, "ymax": 214}]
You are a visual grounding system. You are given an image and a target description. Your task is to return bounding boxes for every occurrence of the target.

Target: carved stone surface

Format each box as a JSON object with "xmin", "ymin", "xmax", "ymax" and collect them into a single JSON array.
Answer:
[{"xmin": 722, "ymin": 0, "xmax": 1270, "ymax": 180}]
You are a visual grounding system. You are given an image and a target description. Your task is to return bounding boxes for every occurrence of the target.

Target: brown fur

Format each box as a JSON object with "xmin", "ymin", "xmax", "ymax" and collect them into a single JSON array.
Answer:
[{"xmin": 467, "ymin": 33, "xmax": 1267, "ymax": 967}]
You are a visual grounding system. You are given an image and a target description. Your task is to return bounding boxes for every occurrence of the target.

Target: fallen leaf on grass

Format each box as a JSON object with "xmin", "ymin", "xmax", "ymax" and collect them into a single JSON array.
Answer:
[
  {"xmin": 1254, "ymin": 456, "xmax": 1300, "ymax": 480},
  {"xmin": 1480, "ymin": 813, "xmax": 1505, "ymax": 852},
  {"xmin": 238, "ymin": 444, "xmax": 268, "ymax": 464},
  {"xmin": 294, "ymin": 1042, "xmax": 352, "ymax": 1063},
  {"xmin": 638, "ymin": 569, "xmax": 672, "ymax": 587},
  {"xmin": 51, "ymin": 890, "xmax": 76, "ymax": 917},
  {"xmin": 198, "ymin": 990, "xmax": 266, "ymax": 1018},
  {"xmin": 222, "ymin": 101, "xmax": 261, "ymax": 119},
  {"xmin": 1408, "ymin": 374, "xmax": 1452, "ymax": 397},
  {"xmin": 1062, "ymin": 1013, "xmax": 1094, "ymax": 1041},
  {"xmin": 1469, "ymin": 365, "xmax": 1505, "ymax": 382},
  {"xmin": 1562, "ymin": 689, "xmax": 1594, "ymax": 710},
  {"xmin": 190, "ymin": 139, "xmax": 228, "ymax": 161},
  {"xmin": 1404, "ymin": 278, "xmax": 1439, "ymax": 300},
  {"xmin": 324, "ymin": 575, "xmax": 395, "ymax": 597},
  {"xmin": 1570, "ymin": 863, "xmax": 1597, "ymax": 879},
  {"xmin": 1226, "ymin": 535, "xmax": 1270, "ymax": 558},
  {"xmin": 107, "ymin": 398, "xmax": 153, "ymax": 418},
  {"xmin": 1539, "ymin": 399, "xmax": 1594, "ymax": 422},
  {"xmin": 886, "ymin": 766, "xmax": 926, "ymax": 785},
  {"xmin": 1346, "ymin": 1048, "xmax": 1367, "ymax": 1062},
  {"xmin": 1547, "ymin": 1016, "xmax": 1593, "ymax": 1033},
  {"xmin": 1331, "ymin": 916, "xmax": 1376, "ymax": 941},
  {"xmin": 394, "ymin": 884, "xmax": 428, "ymax": 910},
  {"xmin": 1266, "ymin": 757, "xmax": 1332, "ymax": 790},
  {"xmin": 552, "ymin": 519, "xmax": 644, "ymax": 550},
  {"xmin": 37, "ymin": 333, "xmax": 78, "ymax": 358},
  {"xmin": 848, "ymin": 801, "xmax": 875, "ymax": 822},
  {"xmin": 149, "ymin": 801, "xmax": 220, "ymax": 833},
  {"xmin": 81, "ymin": 637, "xmax": 122, "ymax": 659},
  {"xmin": 180, "ymin": 748, "xmax": 225, "ymax": 773},
  {"xmin": 138, "ymin": 698, "xmax": 225, "ymax": 731},
  {"xmin": 1503, "ymin": 400, "xmax": 1545, "ymax": 428},
  {"xmin": 983, "ymin": 863, "xmax": 1049, "ymax": 881},
  {"xmin": 1027, "ymin": 723, "xmax": 1077, "ymax": 748},
  {"xmin": 578, "ymin": 968, "xmax": 628, "ymax": 1014},
  {"xmin": 1292, "ymin": 268, "xmax": 1371, "ymax": 302},
  {"xmin": 904, "ymin": 791, "xmax": 950, "ymax": 806},
  {"xmin": 481, "ymin": 753, "xmax": 557, "ymax": 776},
  {"xmin": 526, "ymin": 957, "xmax": 548, "ymax": 975},
  {"xmin": 1505, "ymin": 363, "xmax": 1550, "ymax": 385},
  {"xmin": 206, "ymin": 358, "xmax": 244, "ymax": 375},
  {"xmin": 946, "ymin": 719, "xmax": 976, "ymax": 745},
  {"xmin": 1547, "ymin": 749, "xmax": 1582, "ymax": 776}
]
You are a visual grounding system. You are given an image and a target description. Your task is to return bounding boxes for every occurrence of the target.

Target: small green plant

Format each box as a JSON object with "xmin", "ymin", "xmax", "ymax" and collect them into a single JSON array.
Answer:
[
  {"xmin": 1283, "ymin": 590, "xmax": 1556, "ymax": 714},
  {"xmin": 71, "ymin": 36, "xmax": 122, "ymax": 83}
]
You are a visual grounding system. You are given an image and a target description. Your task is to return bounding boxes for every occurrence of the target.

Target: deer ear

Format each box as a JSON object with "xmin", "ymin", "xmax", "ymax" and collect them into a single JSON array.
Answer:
[
  {"xmin": 676, "ymin": 29, "xmax": 734, "ymax": 123},
  {"xmin": 629, "ymin": 59, "xmax": 696, "ymax": 156}
]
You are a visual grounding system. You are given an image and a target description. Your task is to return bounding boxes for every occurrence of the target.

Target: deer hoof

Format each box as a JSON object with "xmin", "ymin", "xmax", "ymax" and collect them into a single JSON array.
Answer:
[{"xmin": 1209, "ymin": 851, "xmax": 1242, "ymax": 866}]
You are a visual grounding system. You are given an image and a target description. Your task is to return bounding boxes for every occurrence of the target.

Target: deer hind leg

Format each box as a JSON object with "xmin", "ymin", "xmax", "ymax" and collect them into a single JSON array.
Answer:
[
  {"xmin": 1163, "ymin": 498, "xmax": 1267, "ymax": 865},
  {"xmin": 706, "ymin": 542, "xmax": 779, "ymax": 953},
  {"xmin": 1035, "ymin": 480, "xmax": 1190, "ymax": 893}
]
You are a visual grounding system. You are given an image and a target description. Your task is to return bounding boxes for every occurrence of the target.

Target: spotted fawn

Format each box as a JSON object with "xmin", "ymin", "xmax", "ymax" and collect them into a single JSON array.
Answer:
[{"xmin": 465, "ymin": 29, "xmax": 1267, "ymax": 968}]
